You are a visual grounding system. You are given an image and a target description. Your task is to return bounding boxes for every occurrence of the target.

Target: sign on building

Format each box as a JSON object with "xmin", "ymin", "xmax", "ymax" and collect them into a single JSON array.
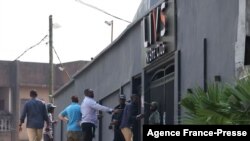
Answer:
[{"xmin": 143, "ymin": 0, "xmax": 175, "ymax": 64}]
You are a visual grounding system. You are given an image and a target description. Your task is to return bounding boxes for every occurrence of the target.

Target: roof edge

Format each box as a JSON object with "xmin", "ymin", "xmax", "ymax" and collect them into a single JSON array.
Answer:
[{"xmin": 52, "ymin": 79, "xmax": 74, "ymax": 98}]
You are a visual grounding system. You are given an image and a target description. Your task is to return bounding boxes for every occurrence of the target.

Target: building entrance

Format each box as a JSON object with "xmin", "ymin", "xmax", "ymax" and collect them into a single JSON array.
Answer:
[{"xmin": 146, "ymin": 62, "xmax": 175, "ymax": 124}]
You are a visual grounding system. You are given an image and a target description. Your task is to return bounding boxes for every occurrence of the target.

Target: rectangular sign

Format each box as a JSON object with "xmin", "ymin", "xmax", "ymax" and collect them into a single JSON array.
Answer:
[{"xmin": 143, "ymin": 0, "xmax": 175, "ymax": 64}]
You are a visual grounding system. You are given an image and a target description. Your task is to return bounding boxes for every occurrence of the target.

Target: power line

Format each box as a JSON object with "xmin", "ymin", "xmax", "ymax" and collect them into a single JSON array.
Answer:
[
  {"xmin": 14, "ymin": 35, "xmax": 48, "ymax": 61},
  {"xmin": 75, "ymin": 0, "xmax": 132, "ymax": 24},
  {"xmin": 52, "ymin": 46, "xmax": 71, "ymax": 80}
]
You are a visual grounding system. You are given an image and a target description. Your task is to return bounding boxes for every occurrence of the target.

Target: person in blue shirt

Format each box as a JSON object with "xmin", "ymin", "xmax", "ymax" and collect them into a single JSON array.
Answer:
[
  {"xmin": 58, "ymin": 96, "xmax": 83, "ymax": 141},
  {"xmin": 19, "ymin": 90, "xmax": 49, "ymax": 141}
]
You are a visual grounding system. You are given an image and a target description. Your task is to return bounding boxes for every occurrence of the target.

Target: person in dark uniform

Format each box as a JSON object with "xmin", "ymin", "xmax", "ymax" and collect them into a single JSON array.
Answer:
[
  {"xmin": 109, "ymin": 94, "xmax": 126, "ymax": 141},
  {"xmin": 120, "ymin": 94, "xmax": 144, "ymax": 141}
]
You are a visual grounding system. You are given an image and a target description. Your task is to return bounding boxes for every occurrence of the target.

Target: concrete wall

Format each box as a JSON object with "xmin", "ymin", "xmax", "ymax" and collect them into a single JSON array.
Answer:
[
  {"xmin": 53, "ymin": 82, "xmax": 76, "ymax": 141},
  {"xmin": 177, "ymin": 0, "xmax": 238, "ymax": 98},
  {"xmin": 99, "ymin": 90, "xmax": 120, "ymax": 141},
  {"xmin": 0, "ymin": 61, "xmax": 10, "ymax": 86},
  {"xmin": 19, "ymin": 61, "xmax": 86, "ymax": 90},
  {"xmin": 0, "ymin": 132, "xmax": 11, "ymax": 141},
  {"xmin": 19, "ymin": 86, "xmax": 49, "ymax": 102},
  {"xmin": 55, "ymin": 61, "xmax": 89, "ymax": 88},
  {"xmin": 0, "ymin": 87, "xmax": 10, "ymax": 112},
  {"xmin": 73, "ymin": 21, "xmax": 143, "ymax": 100},
  {"xmin": 19, "ymin": 62, "xmax": 50, "ymax": 87}
]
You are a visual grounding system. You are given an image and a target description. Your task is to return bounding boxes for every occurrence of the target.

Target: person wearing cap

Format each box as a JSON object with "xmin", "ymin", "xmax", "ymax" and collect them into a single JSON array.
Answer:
[
  {"xmin": 43, "ymin": 103, "xmax": 57, "ymax": 141},
  {"xmin": 109, "ymin": 94, "xmax": 126, "ymax": 141},
  {"xmin": 19, "ymin": 90, "xmax": 49, "ymax": 141},
  {"xmin": 58, "ymin": 96, "xmax": 82, "ymax": 141},
  {"xmin": 120, "ymin": 94, "xmax": 144, "ymax": 141},
  {"xmin": 80, "ymin": 88, "xmax": 117, "ymax": 141},
  {"xmin": 148, "ymin": 101, "xmax": 160, "ymax": 125}
]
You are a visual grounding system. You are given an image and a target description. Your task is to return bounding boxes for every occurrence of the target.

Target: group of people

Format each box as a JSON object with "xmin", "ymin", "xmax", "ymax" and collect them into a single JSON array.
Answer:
[
  {"xmin": 19, "ymin": 89, "xmax": 160, "ymax": 141},
  {"xmin": 109, "ymin": 93, "xmax": 160, "ymax": 141}
]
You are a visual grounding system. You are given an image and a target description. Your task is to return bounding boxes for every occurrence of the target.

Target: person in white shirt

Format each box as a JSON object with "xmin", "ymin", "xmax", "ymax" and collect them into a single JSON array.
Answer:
[{"xmin": 80, "ymin": 88, "xmax": 117, "ymax": 141}]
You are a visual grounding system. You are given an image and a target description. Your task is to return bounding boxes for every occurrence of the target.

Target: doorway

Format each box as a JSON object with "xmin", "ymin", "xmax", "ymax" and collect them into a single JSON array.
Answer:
[{"xmin": 148, "ymin": 63, "xmax": 175, "ymax": 124}]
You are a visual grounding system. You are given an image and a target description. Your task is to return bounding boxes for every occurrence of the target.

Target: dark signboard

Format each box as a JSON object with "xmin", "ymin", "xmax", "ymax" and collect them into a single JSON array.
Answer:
[{"xmin": 144, "ymin": 0, "xmax": 175, "ymax": 64}]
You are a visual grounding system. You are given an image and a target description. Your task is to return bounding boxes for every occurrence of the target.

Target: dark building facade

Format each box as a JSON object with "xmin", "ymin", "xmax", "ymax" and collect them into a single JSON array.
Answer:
[{"xmin": 53, "ymin": 0, "xmax": 249, "ymax": 140}]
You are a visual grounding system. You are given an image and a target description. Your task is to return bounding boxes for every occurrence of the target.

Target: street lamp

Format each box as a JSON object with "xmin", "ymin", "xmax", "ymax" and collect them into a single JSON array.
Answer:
[{"xmin": 104, "ymin": 20, "xmax": 113, "ymax": 42}]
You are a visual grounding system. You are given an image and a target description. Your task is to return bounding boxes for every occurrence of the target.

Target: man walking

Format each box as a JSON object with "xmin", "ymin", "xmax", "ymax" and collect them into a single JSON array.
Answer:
[
  {"xmin": 80, "ymin": 88, "xmax": 116, "ymax": 141},
  {"xmin": 19, "ymin": 90, "xmax": 49, "ymax": 141},
  {"xmin": 58, "ymin": 96, "xmax": 82, "ymax": 141}
]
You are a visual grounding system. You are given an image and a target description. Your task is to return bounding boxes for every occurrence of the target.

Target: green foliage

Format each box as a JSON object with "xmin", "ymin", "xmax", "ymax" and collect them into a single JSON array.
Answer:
[{"xmin": 180, "ymin": 77, "xmax": 250, "ymax": 124}]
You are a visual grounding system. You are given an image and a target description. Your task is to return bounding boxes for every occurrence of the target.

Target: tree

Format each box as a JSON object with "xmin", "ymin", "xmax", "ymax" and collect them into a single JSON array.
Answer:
[{"xmin": 180, "ymin": 77, "xmax": 250, "ymax": 124}]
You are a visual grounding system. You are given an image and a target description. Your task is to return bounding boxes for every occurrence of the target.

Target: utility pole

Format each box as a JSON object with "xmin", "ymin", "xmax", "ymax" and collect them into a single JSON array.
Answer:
[{"xmin": 49, "ymin": 15, "xmax": 54, "ymax": 103}]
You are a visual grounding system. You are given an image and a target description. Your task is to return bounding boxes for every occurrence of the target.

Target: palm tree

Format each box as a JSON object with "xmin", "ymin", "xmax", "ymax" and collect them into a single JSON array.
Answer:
[
  {"xmin": 224, "ymin": 77, "xmax": 250, "ymax": 124},
  {"xmin": 180, "ymin": 76, "xmax": 250, "ymax": 124}
]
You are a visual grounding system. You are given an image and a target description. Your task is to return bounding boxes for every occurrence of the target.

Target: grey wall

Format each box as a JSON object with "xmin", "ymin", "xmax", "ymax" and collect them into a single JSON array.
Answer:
[
  {"xmin": 0, "ymin": 61, "xmax": 11, "ymax": 86},
  {"xmin": 55, "ymin": 61, "xmax": 88, "ymax": 88},
  {"xmin": 19, "ymin": 62, "xmax": 49, "ymax": 86},
  {"xmin": 99, "ymin": 90, "xmax": 120, "ymax": 141},
  {"xmin": 10, "ymin": 61, "xmax": 19, "ymax": 141},
  {"xmin": 74, "ymin": 21, "xmax": 143, "ymax": 100},
  {"xmin": 177, "ymin": 0, "xmax": 238, "ymax": 98},
  {"xmin": 122, "ymin": 82, "xmax": 131, "ymax": 98},
  {"xmin": 53, "ymin": 82, "xmax": 76, "ymax": 141},
  {"xmin": 0, "ymin": 87, "xmax": 10, "ymax": 112}
]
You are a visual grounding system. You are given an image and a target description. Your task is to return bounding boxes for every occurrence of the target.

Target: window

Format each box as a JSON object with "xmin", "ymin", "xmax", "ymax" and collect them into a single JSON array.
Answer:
[
  {"xmin": 165, "ymin": 64, "xmax": 174, "ymax": 75},
  {"xmin": 151, "ymin": 70, "xmax": 165, "ymax": 81}
]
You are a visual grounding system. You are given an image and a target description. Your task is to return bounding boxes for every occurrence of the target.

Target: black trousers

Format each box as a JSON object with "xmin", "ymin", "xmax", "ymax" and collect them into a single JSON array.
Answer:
[
  {"xmin": 113, "ymin": 128, "xmax": 125, "ymax": 141},
  {"xmin": 132, "ymin": 127, "xmax": 139, "ymax": 141},
  {"xmin": 81, "ymin": 123, "xmax": 95, "ymax": 141},
  {"xmin": 43, "ymin": 134, "xmax": 53, "ymax": 141}
]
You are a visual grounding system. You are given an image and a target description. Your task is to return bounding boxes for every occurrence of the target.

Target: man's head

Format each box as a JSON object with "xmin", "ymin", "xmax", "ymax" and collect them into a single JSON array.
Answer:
[
  {"xmin": 84, "ymin": 88, "xmax": 94, "ymax": 98},
  {"xmin": 47, "ymin": 103, "xmax": 56, "ymax": 113},
  {"xmin": 131, "ymin": 93, "xmax": 140, "ymax": 104},
  {"xmin": 119, "ymin": 94, "xmax": 126, "ymax": 105},
  {"xmin": 150, "ymin": 101, "xmax": 158, "ymax": 111},
  {"xmin": 71, "ymin": 96, "xmax": 79, "ymax": 103},
  {"xmin": 30, "ymin": 90, "xmax": 37, "ymax": 98}
]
